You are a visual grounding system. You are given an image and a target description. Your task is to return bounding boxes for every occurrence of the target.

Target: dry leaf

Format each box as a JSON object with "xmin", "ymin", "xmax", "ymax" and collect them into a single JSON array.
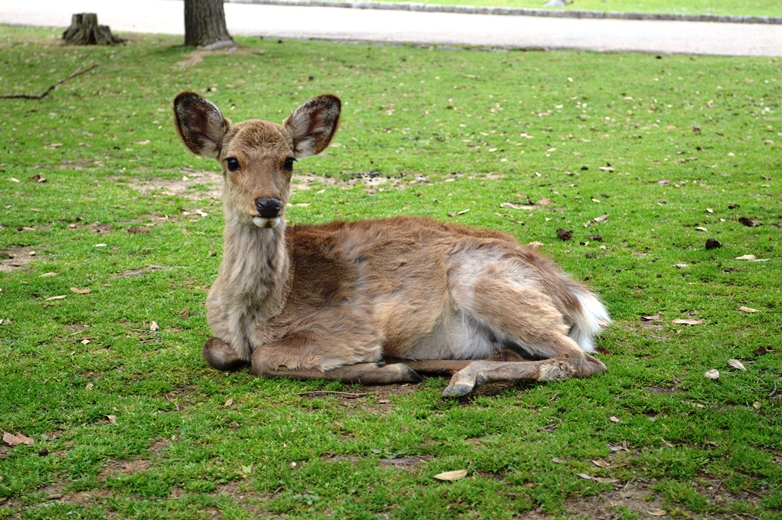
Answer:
[
  {"xmin": 40, "ymin": 272, "xmax": 58, "ymax": 277},
  {"xmin": 593, "ymin": 477, "xmax": 620, "ymax": 484},
  {"xmin": 434, "ymin": 469, "xmax": 468, "ymax": 481},
  {"xmin": 727, "ymin": 359, "xmax": 746, "ymax": 371},
  {"xmin": 537, "ymin": 198, "xmax": 551, "ymax": 206},
  {"xmin": 704, "ymin": 369, "xmax": 720, "ymax": 380},
  {"xmin": 46, "ymin": 295, "xmax": 67, "ymax": 301},
  {"xmin": 70, "ymin": 287, "xmax": 91, "ymax": 294},
  {"xmin": 657, "ymin": 179, "xmax": 670, "ymax": 186},
  {"xmin": 648, "ymin": 510, "xmax": 667, "ymax": 517},
  {"xmin": 224, "ymin": 398, "xmax": 234, "ymax": 407},
  {"xmin": 150, "ymin": 321, "xmax": 159, "ymax": 332},
  {"xmin": 577, "ymin": 473, "xmax": 594, "ymax": 480},
  {"xmin": 735, "ymin": 254, "xmax": 769, "ymax": 262},
  {"xmin": 610, "ymin": 416, "xmax": 620, "ymax": 423},
  {"xmin": 3, "ymin": 431, "xmax": 34, "ymax": 446},
  {"xmin": 672, "ymin": 319, "xmax": 703, "ymax": 325},
  {"xmin": 695, "ymin": 226, "xmax": 708, "ymax": 232},
  {"xmin": 592, "ymin": 459, "xmax": 610, "ymax": 468},
  {"xmin": 552, "ymin": 457, "xmax": 565, "ymax": 464},
  {"xmin": 500, "ymin": 202, "xmax": 535, "ymax": 210},
  {"xmin": 457, "ymin": 209, "xmax": 470, "ymax": 215},
  {"xmin": 598, "ymin": 166, "xmax": 614, "ymax": 172},
  {"xmin": 80, "ymin": 339, "xmax": 90, "ymax": 345},
  {"xmin": 593, "ymin": 214, "xmax": 609, "ymax": 223},
  {"xmin": 106, "ymin": 415, "xmax": 118, "ymax": 424},
  {"xmin": 196, "ymin": 209, "xmax": 209, "ymax": 217},
  {"xmin": 641, "ymin": 313, "xmax": 661, "ymax": 322},
  {"xmin": 738, "ymin": 306, "xmax": 759, "ymax": 313},
  {"xmin": 85, "ymin": 382, "xmax": 94, "ymax": 390}
]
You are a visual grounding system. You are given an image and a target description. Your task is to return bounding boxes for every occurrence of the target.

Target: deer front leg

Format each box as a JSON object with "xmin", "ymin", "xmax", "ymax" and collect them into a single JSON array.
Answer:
[
  {"xmin": 203, "ymin": 337, "xmax": 250, "ymax": 371},
  {"xmin": 250, "ymin": 332, "xmax": 422, "ymax": 385}
]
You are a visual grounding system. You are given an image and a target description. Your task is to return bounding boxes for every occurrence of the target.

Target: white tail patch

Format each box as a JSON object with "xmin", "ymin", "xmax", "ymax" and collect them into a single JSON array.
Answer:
[{"xmin": 569, "ymin": 289, "xmax": 611, "ymax": 353}]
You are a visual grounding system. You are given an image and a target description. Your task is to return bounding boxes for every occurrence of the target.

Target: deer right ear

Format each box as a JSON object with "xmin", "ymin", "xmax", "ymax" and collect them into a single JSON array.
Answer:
[{"xmin": 173, "ymin": 92, "xmax": 230, "ymax": 159}]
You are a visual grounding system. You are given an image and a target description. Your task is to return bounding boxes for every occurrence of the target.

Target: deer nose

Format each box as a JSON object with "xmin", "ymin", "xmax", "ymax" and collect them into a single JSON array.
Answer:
[{"xmin": 255, "ymin": 197, "xmax": 281, "ymax": 218}]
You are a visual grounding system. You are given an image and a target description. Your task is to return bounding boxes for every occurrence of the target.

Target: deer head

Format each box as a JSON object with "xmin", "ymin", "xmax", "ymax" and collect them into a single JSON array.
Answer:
[{"xmin": 174, "ymin": 92, "xmax": 341, "ymax": 229}]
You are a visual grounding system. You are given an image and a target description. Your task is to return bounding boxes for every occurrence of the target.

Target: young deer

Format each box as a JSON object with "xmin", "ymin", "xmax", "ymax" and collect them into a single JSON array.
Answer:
[{"xmin": 173, "ymin": 91, "xmax": 610, "ymax": 397}]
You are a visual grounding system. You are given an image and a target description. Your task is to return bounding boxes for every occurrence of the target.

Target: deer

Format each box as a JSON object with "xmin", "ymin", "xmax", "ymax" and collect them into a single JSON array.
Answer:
[{"xmin": 173, "ymin": 91, "xmax": 610, "ymax": 397}]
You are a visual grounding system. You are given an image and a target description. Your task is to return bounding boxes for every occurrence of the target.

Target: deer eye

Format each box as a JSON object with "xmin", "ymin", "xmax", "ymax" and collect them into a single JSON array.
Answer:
[
  {"xmin": 283, "ymin": 157, "xmax": 295, "ymax": 171},
  {"xmin": 225, "ymin": 157, "xmax": 240, "ymax": 172}
]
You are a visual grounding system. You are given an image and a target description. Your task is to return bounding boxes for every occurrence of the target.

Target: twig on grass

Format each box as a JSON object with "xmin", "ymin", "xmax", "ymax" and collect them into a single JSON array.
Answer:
[
  {"xmin": 297, "ymin": 390, "xmax": 377, "ymax": 399},
  {"xmin": 0, "ymin": 64, "xmax": 98, "ymax": 100},
  {"xmin": 769, "ymin": 380, "xmax": 778, "ymax": 398}
]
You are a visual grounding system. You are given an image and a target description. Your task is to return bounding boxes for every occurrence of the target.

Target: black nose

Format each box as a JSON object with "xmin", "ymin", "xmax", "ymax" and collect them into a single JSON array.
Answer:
[{"xmin": 255, "ymin": 197, "xmax": 281, "ymax": 218}]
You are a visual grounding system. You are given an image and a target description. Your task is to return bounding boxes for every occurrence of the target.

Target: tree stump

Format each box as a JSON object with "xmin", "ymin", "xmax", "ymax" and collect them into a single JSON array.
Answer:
[{"xmin": 62, "ymin": 13, "xmax": 125, "ymax": 46}]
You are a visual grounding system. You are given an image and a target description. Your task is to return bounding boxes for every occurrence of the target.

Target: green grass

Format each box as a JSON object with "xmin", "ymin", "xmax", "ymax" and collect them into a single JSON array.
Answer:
[
  {"xmin": 316, "ymin": 0, "xmax": 782, "ymax": 18},
  {"xmin": 1, "ymin": 25, "xmax": 781, "ymax": 519}
]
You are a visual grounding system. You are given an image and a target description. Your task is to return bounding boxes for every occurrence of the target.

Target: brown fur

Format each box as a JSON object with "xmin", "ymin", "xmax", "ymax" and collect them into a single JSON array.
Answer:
[{"xmin": 173, "ymin": 92, "xmax": 611, "ymax": 397}]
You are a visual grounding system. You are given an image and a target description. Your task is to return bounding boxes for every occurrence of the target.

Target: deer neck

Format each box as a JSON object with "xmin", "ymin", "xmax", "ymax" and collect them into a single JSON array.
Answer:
[{"xmin": 217, "ymin": 213, "xmax": 291, "ymax": 318}]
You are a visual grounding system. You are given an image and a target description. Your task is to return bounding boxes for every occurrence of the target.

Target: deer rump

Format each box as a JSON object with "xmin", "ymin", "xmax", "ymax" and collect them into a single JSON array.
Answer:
[{"xmin": 174, "ymin": 91, "xmax": 610, "ymax": 397}]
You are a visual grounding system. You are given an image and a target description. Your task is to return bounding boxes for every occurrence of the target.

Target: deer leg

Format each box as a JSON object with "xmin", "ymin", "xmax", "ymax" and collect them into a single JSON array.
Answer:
[
  {"xmin": 250, "ymin": 331, "xmax": 421, "ymax": 384},
  {"xmin": 259, "ymin": 362, "xmax": 422, "ymax": 385},
  {"xmin": 203, "ymin": 336, "xmax": 249, "ymax": 371},
  {"xmin": 393, "ymin": 349, "xmax": 528, "ymax": 376}
]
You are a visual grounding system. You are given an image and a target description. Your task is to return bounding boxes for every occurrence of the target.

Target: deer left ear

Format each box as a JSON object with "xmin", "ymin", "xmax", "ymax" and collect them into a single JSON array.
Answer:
[
  {"xmin": 173, "ymin": 91, "xmax": 230, "ymax": 159},
  {"xmin": 283, "ymin": 95, "xmax": 341, "ymax": 159}
]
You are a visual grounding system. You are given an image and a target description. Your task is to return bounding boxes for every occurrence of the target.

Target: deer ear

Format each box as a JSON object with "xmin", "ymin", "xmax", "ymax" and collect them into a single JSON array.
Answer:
[
  {"xmin": 173, "ymin": 91, "xmax": 230, "ymax": 159},
  {"xmin": 283, "ymin": 95, "xmax": 341, "ymax": 159}
]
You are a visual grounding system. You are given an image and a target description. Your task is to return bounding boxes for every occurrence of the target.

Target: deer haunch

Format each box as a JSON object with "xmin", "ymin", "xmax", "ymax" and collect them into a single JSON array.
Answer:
[{"xmin": 173, "ymin": 91, "xmax": 610, "ymax": 397}]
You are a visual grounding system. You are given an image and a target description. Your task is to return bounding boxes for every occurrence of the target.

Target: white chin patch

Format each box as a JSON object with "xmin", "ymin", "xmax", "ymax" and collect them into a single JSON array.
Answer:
[{"xmin": 252, "ymin": 217, "xmax": 281, "ymax": 229}]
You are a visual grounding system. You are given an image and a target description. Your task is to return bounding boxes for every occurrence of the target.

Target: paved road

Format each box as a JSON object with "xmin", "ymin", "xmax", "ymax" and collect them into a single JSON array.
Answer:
[{"xmin": 1, "ymin": 0, "xmax": 781, "ymax": 56}]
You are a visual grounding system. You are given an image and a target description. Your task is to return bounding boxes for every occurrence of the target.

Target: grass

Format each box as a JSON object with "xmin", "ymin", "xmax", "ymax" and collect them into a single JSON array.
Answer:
[
  {"xmin": 1, "ymin": 25, "xmax": 781, "ymax": 519},
  {"xmin": 302, "ymin": 0, "xmax": 782, "ymax": 18}
]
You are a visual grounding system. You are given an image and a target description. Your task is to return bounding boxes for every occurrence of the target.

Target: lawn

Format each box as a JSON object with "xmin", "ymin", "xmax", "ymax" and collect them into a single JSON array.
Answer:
[
  {"xmin": 278, "ymin": 0, "xmax": 782, "ymax": 18},
  {"xmin": 0, "ymin": 25, "xmax": 780, "ymax": 519}
]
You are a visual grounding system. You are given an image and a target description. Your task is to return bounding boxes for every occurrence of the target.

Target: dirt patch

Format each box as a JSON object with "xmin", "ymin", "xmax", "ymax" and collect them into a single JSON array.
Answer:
[
  {"xmin": 121, "ymin": 169, "xmax": 223, "ymax": 202},
  {"xmin": 99, "ymin": 459, "xmax": 150, "ymax": 481},
  {"xmin": 0, "ymin": 246, "xmax": 37, "ymax": 272}
]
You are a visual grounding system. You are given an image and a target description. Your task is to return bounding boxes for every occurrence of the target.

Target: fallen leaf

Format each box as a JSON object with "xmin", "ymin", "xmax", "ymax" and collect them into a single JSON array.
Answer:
[
  {"xmin": 738, "ymin": 306, "xmax": 758, "ymax": 313},
  {"xmin": 434, "ymin": 469, "xmax": 468, "ymax": 481},
  {"xmin": 695, "ymin": 226, "xmax": 708, "ymax": 232},
  {"xmin": 3, "ymin": 431, "xmax": 34, "ymax": 446},
  {"xmin": 80, "ymin": 339, "xmax": 90, "ymax": 345},
  {"xmin": 134, "ymin": 140, "xmax": 150, "ymax": 145},
  {"xmin": 537, "ymin": 198, "xmax": 551, "ymax": 206},
  {"xmin": 704, "ymin": 369, "xmax": 720, "ymax": 380},
  {"xmin": 593, "ymin": 477, "xmax": 620, "ymax": 484},
  {"xmin": 85, "ymin": 382, "xmax": 94, "ymax": 390},
  {"xmin": 46, "ymin": 295, "xmax": 67, "ymax": 301},
  {"xmin": 706, "ymin": 208, "xmax": 713, "ymax": 214},
  {"xmin": 598, "ymin": 166, "xmax": 614, "ymax": 172},
  {"xmin": 106, "ymin": 415, "xmax": 117, "ymax": 424},
  {"xmin": 150, "ymin": 321, "xmax": 159, "ymax": 332},
  {"xmin": 735, "ymin": 254, "xmax": 770, "ymax": 262},
  {"xmin": 672, "ymin": 319, "xmax": 703, "ymax": 325},
  {"xmin": 592, "ymin": 459, "xmax": 610, "ymax": 468},
  {"xmin": 593, "ymin": 214, "xmax": 609, "ymax": 223},
  {"xmin": 674, "ymin": 263, "xmax": 688, "ymax": 269},
  {"xmin": 94, "ymin": 243, "xmax": 107, "ymax": 248},
  {"xmin": 610, "ymin": 416, "xmax": 620, "ymax": 423},
  {"xmin": 552, "ymin": 457, "xmax": 565, "ymax": 464},
  {"xmin": 727, "ymin": 359, "xmax": 746, "ymax": 371},
  {"xmin": 457, "ymin": 209, "xmax": 470, "ymax": 215},
  {"xmin": 9, "ymin": 177, "xmax": 20, "ymax": 183},
  {"xmin": 641, "ymin": 313, "xmax": 661, "ymax": 322},
  {"xmin": 657, "ymin": 179, "xmax": 670, "ymax": 186},
  {"xmin": 499, "ymin": 202, "xmax": 535, "ymax": 210},
  {"xmin": 577, "ymin": 473, "xmax": 594, "ymax": 480},
  {"xmin": 40, "ymin": 272, "xmax": 58, "ymax": 277},
  {"xmin": 196, "ymin": 209, "xmax": 209, "ymax": 217},
  {"xmin": 224, "ymin": 398, "xmax": 234, "ymax": 407},
  {"xmin": 31, "ymin": 174, "xmax": 47, "ymax": 183},
  {"xmin": 648, "ymin": 509, "xmax": 667, "ymax": 517},
  {"xmin": 70, "ymin": 287, "xmax": 91, "ymax": 294}
]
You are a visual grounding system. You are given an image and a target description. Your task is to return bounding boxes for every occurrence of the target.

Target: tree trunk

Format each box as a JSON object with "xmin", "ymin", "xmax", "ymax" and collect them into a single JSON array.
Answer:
[
  {"xmin": 62, "ymin": 13, "xmax": 125, "ymax": 46},
  {"xmin": 184, "ymin": 0, "xmax": 235, "ymax": 49}
]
